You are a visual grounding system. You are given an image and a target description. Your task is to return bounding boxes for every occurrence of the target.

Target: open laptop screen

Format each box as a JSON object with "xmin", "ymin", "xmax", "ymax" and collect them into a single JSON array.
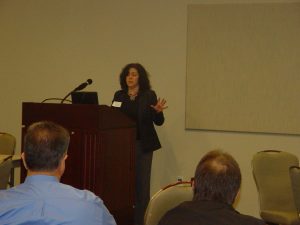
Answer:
[{"xmin": 71, "ymin": 91, "xmax": 99, "ymax": 105}]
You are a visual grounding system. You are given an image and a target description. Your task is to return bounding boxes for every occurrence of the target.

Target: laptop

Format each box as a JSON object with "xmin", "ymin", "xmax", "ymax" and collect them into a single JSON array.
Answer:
[{"xmin": 71, "ymin": 91, "xmax": 99, "ymax": 105}]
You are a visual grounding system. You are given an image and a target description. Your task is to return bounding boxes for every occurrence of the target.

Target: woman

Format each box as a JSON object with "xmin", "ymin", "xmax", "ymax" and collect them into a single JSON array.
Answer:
[{"xmin": 112, "ymin": 63, "xmax": 167, "ymax": 225}]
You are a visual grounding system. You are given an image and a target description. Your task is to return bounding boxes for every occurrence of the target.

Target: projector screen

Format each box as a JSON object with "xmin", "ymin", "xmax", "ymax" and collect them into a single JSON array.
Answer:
[{"xmin": 186, "ymin": 2, "xmax": 300, "ymax": 135}]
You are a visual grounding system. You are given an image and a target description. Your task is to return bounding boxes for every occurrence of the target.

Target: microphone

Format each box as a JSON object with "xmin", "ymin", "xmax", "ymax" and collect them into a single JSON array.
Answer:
[
  {"xmin": 61, "ymin": 79, "xmax": 93, "ymax": 103},
  {"xmin": 73, "ymin": 79, "xmax": 93, "ymax": 92}
]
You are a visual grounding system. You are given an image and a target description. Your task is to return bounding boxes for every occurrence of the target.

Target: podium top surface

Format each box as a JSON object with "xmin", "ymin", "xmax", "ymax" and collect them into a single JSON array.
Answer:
[{"xmin": 22, "ymin": 102, "xmax": 135, "ymax": 130}]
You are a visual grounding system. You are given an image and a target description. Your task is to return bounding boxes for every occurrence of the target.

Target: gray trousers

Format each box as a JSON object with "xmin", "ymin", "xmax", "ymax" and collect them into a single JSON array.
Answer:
[{"xmin": 135, "ymin": 141, "xmax": 153, "ymax": 225}]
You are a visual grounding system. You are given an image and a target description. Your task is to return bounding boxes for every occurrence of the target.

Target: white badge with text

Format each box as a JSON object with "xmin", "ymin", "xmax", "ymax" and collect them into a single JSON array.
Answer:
[{"xmin": 112, "ymin": 101, "xmax": 122, "ymax": 107}]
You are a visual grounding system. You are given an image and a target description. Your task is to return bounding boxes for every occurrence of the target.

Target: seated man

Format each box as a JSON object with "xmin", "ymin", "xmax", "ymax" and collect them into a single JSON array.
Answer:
[
  {"xmin": 158, "ymin": 150, "xmax": 266, "ymax": 225},
  {"xmin": 0, "ymin": 121, "xmax": 116, "ymax": 225}
]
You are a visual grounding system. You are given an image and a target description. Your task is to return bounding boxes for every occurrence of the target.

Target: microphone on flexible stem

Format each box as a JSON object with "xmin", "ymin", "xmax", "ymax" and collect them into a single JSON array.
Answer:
[
  {"xmin": 61, "ymin": 79, "xmax": 93, "ymax": 103},
  {"xmin": 73, "ymin": 79, "xmax": 93, "ymax": 92}
]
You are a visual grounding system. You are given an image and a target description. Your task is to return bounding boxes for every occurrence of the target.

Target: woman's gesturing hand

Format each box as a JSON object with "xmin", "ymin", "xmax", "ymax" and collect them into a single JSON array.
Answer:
[{"xmin": 151, "ymin": 98, "xmax": 168, "ymax": 113}]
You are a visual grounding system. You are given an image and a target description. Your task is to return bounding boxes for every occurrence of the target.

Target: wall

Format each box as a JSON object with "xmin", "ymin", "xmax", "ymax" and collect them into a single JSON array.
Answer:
[{"xmin": 1, "ymin": 0, "xmax": 300, "ymax": 218}]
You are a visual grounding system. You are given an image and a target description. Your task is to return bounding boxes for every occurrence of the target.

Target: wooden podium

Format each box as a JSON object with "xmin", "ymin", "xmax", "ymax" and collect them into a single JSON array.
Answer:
[{"xmin": 21, "ymin": 102, "xmax": 136, "ymax": 225}]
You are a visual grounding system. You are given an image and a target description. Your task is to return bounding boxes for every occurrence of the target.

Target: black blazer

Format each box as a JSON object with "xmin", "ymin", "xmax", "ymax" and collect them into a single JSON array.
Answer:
[{"xmin": 112, "ymin": 89, "xmax": 164, "ymax": 152}]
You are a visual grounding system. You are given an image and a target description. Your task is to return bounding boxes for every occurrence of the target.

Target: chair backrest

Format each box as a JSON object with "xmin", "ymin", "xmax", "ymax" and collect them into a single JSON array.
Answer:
[
  {"xmin": 252, "ymin": 150, "xmax": 300, "ymax": 224},
  {"xmin": 0, "ymin": 158, "xmax": 12, "ymax": 189},
  {"xmin": 0, "ymin": 132, "xmax": 16, "ymax": 155},
  {"xmin": 289, "ymin": 166, "xmax": 300, "ymax": 215},
  {"xmin": 144, "ymin": 181, "xmax": 193, "ymax": 225}
]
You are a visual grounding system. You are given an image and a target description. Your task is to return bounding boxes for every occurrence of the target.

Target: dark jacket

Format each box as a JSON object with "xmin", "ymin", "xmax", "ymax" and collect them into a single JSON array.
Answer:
[
  {"xmin": 112, "ymin": 89, "xmax": 164, "ymax": 152},
  {"xmin": 158, "ymin": 200, "xmax": 266, "ymax": 225}
]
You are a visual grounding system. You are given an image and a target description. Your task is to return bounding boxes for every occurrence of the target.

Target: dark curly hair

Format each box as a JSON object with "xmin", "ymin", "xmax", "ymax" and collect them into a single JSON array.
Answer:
[{"xmin": 119, "ymin": 63, "xmax": 151, "ymax": 92}]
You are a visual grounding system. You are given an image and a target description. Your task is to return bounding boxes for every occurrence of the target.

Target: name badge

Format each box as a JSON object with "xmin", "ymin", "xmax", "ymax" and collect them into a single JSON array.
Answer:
[{"xmin": 112, "ymin": 101, "xmax": 122, "ymax": 107}]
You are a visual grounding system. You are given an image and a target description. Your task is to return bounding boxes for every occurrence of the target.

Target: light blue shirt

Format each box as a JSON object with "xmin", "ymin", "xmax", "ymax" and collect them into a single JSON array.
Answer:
[{"xmin": 0, "ymin": 175, "xmax": 116, "ymax": 225}]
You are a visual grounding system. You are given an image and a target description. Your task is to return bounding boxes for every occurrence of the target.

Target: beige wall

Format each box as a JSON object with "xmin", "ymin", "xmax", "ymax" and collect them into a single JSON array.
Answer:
[{"xmin": 1, "ymin": 0, "xmax": 300, "ymax": 218}]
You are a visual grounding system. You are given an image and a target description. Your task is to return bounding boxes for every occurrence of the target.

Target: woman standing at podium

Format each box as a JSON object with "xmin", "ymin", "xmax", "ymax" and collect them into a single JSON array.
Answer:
[{"xmin": 112, "ymin": 63, "xmax": 167, "ymax": 225}]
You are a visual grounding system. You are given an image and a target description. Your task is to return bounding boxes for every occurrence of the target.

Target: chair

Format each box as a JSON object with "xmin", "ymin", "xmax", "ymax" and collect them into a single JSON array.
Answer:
[
  {"xmin": 0, "ymin": 158, "xmax": 13, "ymax": 189},
  {"xmin": 0, "ymin": 132, "xmax": 16, "ymax": 187},
  {"xmin": 144, "ymin": 181, "xmax": 193, "ymax": 225},
  {"xmin": 252, "ymin": 150, "xmax": 300, "ymax": 225},
  {"xmin": 0, "ymin": 132, "xmax": 16, "ymax": 155},
  {"xmin": 289, "ymin": 166, "xmax": 300, "ymax": 218}
]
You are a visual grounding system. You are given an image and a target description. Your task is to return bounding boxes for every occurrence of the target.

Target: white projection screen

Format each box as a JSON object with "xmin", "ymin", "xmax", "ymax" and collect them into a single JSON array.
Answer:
[{"xmin": 186, "ymin": 2, "xmax": 300, "ymax": 135}]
